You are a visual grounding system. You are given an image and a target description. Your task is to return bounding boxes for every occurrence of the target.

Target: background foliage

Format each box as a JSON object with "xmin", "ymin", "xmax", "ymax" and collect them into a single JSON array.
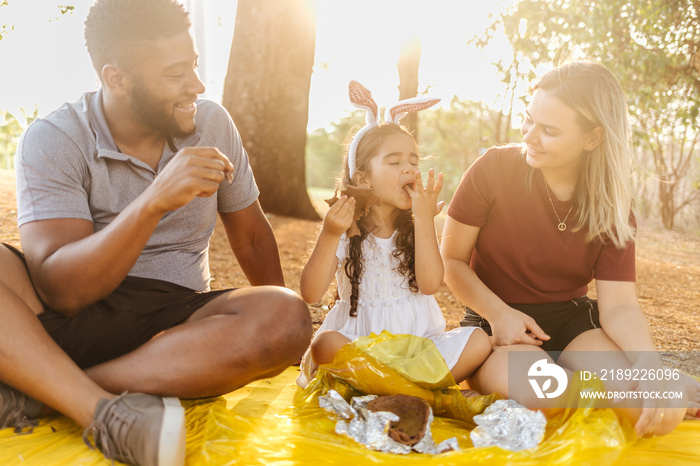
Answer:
[
  {"xmin": 0, "ymin": 108, "xmax": 37, "ymax": 171},
  {"xmin": 481, "ymin": 0, "xmax": 700, "ymax": 229}
]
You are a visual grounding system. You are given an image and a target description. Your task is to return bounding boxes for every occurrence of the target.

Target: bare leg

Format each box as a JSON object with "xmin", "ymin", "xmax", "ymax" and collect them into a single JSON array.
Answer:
[
  {"xmin": 309, "ymin": 330, "xmax": 351, "ymax": 366},
  {"xmin": 450, "ymin": 328, "xmax": 492, "ymax": 385},
  {"xmin": 466, "ymin": 343, "xmax": 572, "ymax": 418},
  {"xmin": 85, "ymin": 286, "xmax": 312, "ymax": 398},
  {"xmin": 467, "ymin": 343, "xmax": 549, "ymax": 402},
  {"xmin": 0, "ymin": 246, "xmax": 111, "ymax": 427}
]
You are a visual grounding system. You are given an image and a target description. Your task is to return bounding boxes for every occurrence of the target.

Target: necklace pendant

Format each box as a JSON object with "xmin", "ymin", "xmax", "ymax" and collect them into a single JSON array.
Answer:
[{"xmin": 558, "ymin": 222, "xmax": 567, "ymax": 231}]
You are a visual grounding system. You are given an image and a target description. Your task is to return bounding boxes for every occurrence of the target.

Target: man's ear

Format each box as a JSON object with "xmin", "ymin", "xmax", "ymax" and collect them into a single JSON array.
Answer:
[
  {"xmin": 353, "ymin": 170, "xmax": 371, "ymax": 188},
  {"xmin": 101, "ymin": 64, "xmax": 131, "ymax": 97},
  {"xmin": 584, "ymin": 126, "xmax": 604, "ymax": 151}
]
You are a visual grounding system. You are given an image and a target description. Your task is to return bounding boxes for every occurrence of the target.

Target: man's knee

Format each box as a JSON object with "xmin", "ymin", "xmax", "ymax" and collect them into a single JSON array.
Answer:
[
  {"xmin": 256, "ymin": 286, "xmax": 312, "ymax": 354},
  {"xmin": 265, "ymin": 286, "xmax": 311, "ymax": 327}
]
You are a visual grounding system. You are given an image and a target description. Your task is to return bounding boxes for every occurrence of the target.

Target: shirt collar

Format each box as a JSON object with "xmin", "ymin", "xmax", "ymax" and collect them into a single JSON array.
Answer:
[{"xmin": 89, "ymin": 89, "xmax": 121, "ymax": 154}]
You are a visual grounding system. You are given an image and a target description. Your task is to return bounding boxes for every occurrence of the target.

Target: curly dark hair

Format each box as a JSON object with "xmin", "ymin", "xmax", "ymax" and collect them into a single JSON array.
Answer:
[
  {"xmin": 339, "ymin": 124, "xmax": 418, "ymax": 317},
  {"xmin": 84, "ymin": 0, "xmax": 191, "ymax": 75}
]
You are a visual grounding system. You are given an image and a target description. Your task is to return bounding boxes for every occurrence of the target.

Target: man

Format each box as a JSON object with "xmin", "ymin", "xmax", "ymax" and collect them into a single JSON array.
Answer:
[{"xmin": 0, "ymin": 0, "xmax": 312, "ymax": 464}]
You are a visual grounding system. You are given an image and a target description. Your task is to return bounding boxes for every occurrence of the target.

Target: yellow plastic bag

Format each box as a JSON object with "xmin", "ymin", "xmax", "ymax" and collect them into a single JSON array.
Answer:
[{"xmin": 297, "ymin": 330, "xmax": 500, "ymax": 426}]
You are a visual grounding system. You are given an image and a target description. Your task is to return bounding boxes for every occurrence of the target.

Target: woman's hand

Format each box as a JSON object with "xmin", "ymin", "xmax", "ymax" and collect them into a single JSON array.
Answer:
[
  {"xmin": 407, "ymin": 169, "xmax": 445, "ymax": 221},
  {"xmin": 628, "ymin": 354, "xmax": 683, "ymax": 436},
  {"xmin": 489, "ymin": 307, "xmax": 550, "ymax": 347},
  {"xmin": 321, "ymin": 195, "xmax": 356, "ymax": 237},
  {"xmin": 633, "ymin": 377, "xmax": 672, "ymax": 436}
]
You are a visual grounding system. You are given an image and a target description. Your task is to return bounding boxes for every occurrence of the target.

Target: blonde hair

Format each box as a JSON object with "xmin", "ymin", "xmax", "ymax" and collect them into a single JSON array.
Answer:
[{"xmin": 531, "ymin": 60, "xmax": 635, "ymax": 248}]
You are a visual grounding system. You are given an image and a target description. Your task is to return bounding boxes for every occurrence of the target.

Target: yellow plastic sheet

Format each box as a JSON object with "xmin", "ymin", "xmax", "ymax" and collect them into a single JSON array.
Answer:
[{"xmin": 0, "ymin": 332, "xmax": 699, "ymax": 465}]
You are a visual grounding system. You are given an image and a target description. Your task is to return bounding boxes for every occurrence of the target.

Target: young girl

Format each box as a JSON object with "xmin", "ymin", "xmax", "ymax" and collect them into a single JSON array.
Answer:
[{"xmin": 296, "ymin": 81, "xmax": 491, "ymax": 389}]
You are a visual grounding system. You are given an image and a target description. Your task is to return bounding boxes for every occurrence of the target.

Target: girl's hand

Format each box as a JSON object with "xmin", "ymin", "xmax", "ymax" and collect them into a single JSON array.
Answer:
[
  {"xmin": 322, "ymin": 195, "xmax": 356, "ymax": 237},
  {"xmin": 407, "ymin": 169, "xmax": 445, "ymax": 220},
  {"xmin": 490, "ymin": 307, "xmax": 550, "ymax": 347}
]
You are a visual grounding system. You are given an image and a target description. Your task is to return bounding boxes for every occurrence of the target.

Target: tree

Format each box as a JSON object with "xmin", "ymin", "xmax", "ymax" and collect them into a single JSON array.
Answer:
[
  {"xmin": 397, "ymin": 36, "xmax": 421, "ymax": 138},
  {"xmin": 481, "ymin": 0, "xmax": 700, "ymax": 229},
  {"xmin": 222, "ymin": 0, "xmax": 319, "ymax": 220}
]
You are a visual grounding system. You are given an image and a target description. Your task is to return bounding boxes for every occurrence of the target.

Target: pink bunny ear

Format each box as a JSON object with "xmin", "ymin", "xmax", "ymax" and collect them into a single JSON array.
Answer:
[
  {"xmin": 349, "ymin": 80, "xmax": 379, "ymax": 124},
  {"xmin": 348, "ymin": 81, "xmax": 381, "ymax": 179},
  {"xmin": 385, "ymin": 97, "xmax": 441, "ymax": 124}
]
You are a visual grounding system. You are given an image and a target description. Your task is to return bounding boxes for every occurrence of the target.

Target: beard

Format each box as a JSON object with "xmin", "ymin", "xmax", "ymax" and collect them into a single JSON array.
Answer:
[{"xmin": 129, "ymin": 79, "xmax": 195, "ymax": 139}]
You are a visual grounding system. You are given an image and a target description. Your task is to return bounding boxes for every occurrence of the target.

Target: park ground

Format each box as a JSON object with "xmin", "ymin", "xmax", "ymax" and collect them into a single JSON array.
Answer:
[{"xmin": 0, "ymin": 170, "xmax": 698, "ymax": 373}]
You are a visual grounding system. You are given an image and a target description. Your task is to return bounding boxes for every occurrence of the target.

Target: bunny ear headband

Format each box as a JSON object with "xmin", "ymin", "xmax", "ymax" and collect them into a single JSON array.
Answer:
[{"xmin": 347, "ymin": 80, "xmax": 440, "ymax": 179}]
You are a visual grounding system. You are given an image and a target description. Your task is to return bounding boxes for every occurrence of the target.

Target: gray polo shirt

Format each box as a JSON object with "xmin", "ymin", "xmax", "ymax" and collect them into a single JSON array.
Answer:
[{"xmin": 15, "ymin": 90, "xmax": 259, "ymax": 292}]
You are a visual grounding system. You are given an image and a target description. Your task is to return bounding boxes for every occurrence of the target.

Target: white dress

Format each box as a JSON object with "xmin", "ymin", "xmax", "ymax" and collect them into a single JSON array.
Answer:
[{"xmin": 297, "ymin": 231, "xmax": 477, "ymax": 388}]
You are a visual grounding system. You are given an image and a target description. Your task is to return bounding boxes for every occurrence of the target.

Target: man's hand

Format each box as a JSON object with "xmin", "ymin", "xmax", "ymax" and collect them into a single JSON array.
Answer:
[
  {"xmin": 321, "ymin": 195, "xmax": 356, "ymax": 237},
  {"xmin": 406, "ymin": 169, "xmax": 445, "ymax": 221},
  {"xmin": 490, "ymin": 307, "xmax": 551, "ymax": 347},
  {"xmin": 146, "ymin": 147, "xmax": 234, "ymax": 214}
]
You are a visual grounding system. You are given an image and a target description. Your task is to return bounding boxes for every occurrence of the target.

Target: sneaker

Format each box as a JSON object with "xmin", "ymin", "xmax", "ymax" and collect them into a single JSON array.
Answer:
[
  {"xmin": 83, "ymin": 393, "xmax": 186, "ymax": 466},
  {"xmin": 0, "ymin": 381, "xmax": 42, "ymax": 434}
]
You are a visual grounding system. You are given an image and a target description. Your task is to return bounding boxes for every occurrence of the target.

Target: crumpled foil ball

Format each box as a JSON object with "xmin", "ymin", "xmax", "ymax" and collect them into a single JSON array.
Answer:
[{"xmin": 470, "ymin": 399, "xmax": 546, "ymax": 451}]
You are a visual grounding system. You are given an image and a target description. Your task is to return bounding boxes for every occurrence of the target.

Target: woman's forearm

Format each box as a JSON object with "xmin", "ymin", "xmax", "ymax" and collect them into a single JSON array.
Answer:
[
  {"xmin": 599, "ymin": 304, "xmax": 663, "ymax": 370},
  {"xmin": 443, "ymin": 257, "xmax": 511, "ymax": 320}
]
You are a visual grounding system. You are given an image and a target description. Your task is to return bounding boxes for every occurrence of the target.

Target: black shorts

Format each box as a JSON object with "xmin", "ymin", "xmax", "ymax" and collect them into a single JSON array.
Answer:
[
  {"xmin": 3, "ymin": 243, "xmax": 231, "ymax": 369},
  {"xmin": 459, "ymin": 296, "xmax": 601, "ymax": 352}
]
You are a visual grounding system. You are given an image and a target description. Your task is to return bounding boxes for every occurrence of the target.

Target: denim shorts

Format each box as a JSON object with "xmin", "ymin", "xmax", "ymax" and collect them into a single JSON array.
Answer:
[
  {"xmin": 3, "ymin": 243, "xmax": 231, "ymax": 369},
  {"xmin": 459, "ymin": 296, "xmax": 601, "ymax": 352}
]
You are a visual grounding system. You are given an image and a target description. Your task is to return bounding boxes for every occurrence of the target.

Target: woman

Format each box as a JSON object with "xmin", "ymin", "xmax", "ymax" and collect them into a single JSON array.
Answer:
[{"xmin": 441, "ymin": 60, "xmax": 695, "ymax": 436}]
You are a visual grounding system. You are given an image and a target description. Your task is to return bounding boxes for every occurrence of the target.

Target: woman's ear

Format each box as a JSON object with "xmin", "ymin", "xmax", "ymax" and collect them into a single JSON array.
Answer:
[
  {"xmin": 101, "ymin": 64, "xmax": 131, "ymax": 98},
  {"xmin": 584, "ymin": 126, "xmax": 604, "ymax": 151},
  {"xmin": 353, "ymin": 170, "xmax": 371, "ymax": 188}
]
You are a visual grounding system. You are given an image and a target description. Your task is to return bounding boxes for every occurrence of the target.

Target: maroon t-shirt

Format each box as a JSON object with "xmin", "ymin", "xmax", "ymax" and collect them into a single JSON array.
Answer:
[{"xmin": 447, "ymin": 145, "xmax": 635, "ymax": 304}]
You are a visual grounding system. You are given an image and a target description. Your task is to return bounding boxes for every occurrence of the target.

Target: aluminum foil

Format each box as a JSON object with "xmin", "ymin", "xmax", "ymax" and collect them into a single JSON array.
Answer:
[
  {"xmin": 318, "ymin": 389, "xmax": 358, "ymax": 420},
  {"xmin": 470, "ymin": 399, "xmax": 546, "ymax": 451},
  {"xmin": 319, "ymin": 390, "xmax": 458, "ymax": 455}
]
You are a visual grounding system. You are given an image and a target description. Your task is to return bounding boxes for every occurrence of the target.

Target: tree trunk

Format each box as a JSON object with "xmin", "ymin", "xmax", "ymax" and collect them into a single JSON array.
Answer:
[
  {"xmin": 658, "ymin": 178, "xmax": 676, "ymax": 229},
  {"xmin": 397, "ymin": 37, "xmax": 421, "ymax": 139},
  {"xmin": 222, "ymin": 0, "xmax": 319, "ymax": 220}
]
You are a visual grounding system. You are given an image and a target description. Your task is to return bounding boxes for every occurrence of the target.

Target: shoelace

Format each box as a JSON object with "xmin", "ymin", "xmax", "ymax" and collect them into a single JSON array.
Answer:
[
  {"xmin": 83, "ymin": 393, "xmax": 138, "ymax": 464},
  {"xmin": 1, "ymin": 388, "xmax": 39, "ymax": 434}
]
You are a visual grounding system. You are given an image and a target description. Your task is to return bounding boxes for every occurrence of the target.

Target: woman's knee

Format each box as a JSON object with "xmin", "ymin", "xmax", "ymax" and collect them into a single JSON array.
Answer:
[{"xmin": 468, "ymin": 344, "xmax": 548, "ymax": 399}]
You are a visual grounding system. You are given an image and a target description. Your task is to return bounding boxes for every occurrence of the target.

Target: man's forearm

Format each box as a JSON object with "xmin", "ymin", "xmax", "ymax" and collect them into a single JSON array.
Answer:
[
  {"xmin": 232, "ymin": 229, "xmax": 285, "ymax": 286},
  {"xmin": 21, "ymin": 194, "xmax": 164, "ymax": 314}
]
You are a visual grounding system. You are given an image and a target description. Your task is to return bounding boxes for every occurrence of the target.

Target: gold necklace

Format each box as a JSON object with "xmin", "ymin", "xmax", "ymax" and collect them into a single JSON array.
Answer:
[{"xmin": 542, "ymin": 174, "xmax": 573, "ymax": 231}]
